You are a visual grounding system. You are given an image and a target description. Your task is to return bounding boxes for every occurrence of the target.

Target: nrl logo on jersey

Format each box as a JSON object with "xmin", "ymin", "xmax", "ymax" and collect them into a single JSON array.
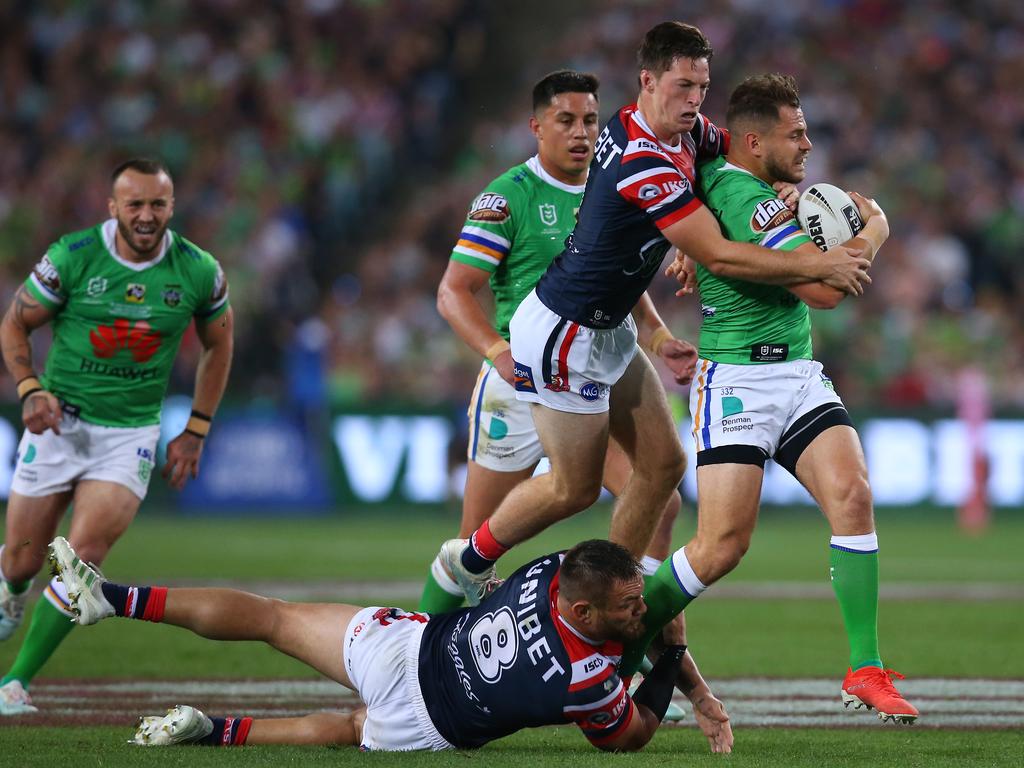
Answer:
[
  {"xmin": 538, "ymin": 203, "xmax": 557, "ymax": 226},
  {"xmin": 125, "ymin": 283, "xmax": 146, "ymax": 303},
  {"xmin": 87, "ymin": 277, "xmax": 108, "ymax": 297},
  {"xmin": 750, "ymin": 198, "xmax": 794, "ymax": 232},
  {"xmin": 468, "ymin": 193, "xmax": 510, "ymax": 222}
]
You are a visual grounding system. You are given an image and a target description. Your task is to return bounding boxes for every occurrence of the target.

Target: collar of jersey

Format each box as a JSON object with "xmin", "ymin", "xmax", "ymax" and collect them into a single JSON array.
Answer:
[
  {"xmin": 526, "ymin": 155, "xmax": 587, "ymax": 194},
  {"xmin": 102, "ymin": 219, "xmax": 171, "ymax": 271},
  {"xmin": 555, "ymin": 610, "xmax": 602, "ymax": 647},
  {"xmin": 629, "ymin": 107, "xmax": 683, "ymax": 155}
]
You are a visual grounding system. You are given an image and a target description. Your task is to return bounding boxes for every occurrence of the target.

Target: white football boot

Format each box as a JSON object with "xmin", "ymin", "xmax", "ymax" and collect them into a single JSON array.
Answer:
[
  {"xmin": 131, "ymin": 705, "xmax": 214, "ymax": 745},
  {"xmin": 47, "ymin": 537, "xmax": 114, "ymax": 625}
]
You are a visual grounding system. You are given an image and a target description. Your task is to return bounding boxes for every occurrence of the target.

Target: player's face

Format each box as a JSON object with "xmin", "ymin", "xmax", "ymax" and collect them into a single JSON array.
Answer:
[
  {"xmin": 108, "ymin": 170, "xmax": 175, "ymax": 258},
  {"xmin": 532, "ymin": 91, "xmax": 600, "ymax": 184},
  {"xmin": 762, "ymin": 106, "xmax": 812, "ymax": 184},
  {"xmin": 641, "ymin": 56, "xmax": 710, "ymax": 142},
  {"xmin": 593, "ymin": 575, "xmax": 647, "ymax": 642}
]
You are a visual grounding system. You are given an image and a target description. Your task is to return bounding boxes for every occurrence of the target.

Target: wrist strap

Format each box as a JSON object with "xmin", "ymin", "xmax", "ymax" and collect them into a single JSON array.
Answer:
[
  {"xmin": 17, "ymin": 376, "xmax": 43, "ymax": 402},
  {"xmin": 185, "ymin": 410, "xmax": 212, "ymax": 438},
  {"xmin": 647, "ymin": 326, "xmax": 674, "ymax": 355},
  {"xmin": 484, "ymin": 339, "xmax": 511, "ymax": 362}
]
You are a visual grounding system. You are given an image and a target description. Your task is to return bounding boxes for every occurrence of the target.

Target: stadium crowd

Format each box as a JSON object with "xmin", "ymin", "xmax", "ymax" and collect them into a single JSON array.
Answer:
[{"xmin": 1, "ymin": 0, "xmax": 1021, "ymax": 413}]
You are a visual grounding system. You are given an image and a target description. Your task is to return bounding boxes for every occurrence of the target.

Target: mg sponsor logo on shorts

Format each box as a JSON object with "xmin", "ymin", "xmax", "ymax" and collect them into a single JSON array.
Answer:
[
  {"xmin": 579, "ymin": 382, "xmax": 604, "ymax": 401},
  {"xmin": 89, "ymin": 318, "xmax": 162, "ymax": 363},
  {"xmin": 513, "ymin": 362, "xmax": 537, "ymax": 394}
]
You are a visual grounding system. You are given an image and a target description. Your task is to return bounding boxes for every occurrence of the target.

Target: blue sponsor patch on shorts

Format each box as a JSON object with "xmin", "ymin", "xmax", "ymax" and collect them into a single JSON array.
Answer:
[
  {"xmin": 514, "ymin": 361, "xmax": 537, "ymax": 393},
  {"xmin": 579, "ymin": 382, "xmax": 601, "ymax": 401}
]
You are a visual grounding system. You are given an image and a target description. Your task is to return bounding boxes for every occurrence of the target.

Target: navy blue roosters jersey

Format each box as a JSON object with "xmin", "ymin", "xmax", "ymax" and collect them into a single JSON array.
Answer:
[
  {"xmin": 535, "ymin": 105, "xmax": 728, "ymax": 329},
  {"xmin": 418, "ymin": 553, "xmax": 632, "ymax": 749}
]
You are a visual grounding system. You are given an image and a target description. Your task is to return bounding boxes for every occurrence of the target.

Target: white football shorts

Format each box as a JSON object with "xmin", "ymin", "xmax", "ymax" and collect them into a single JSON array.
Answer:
[
  {"xmin": 466, "ymin": 361, "xmax": 544, "ymax": 471},
  {"xmin": 689, "ymin": 358, "xmax": 848, "ymax": 472},
  {"xmin": 509, "ymin": 289, "xmax": 638, "ymax": 415},
  {"xmin": 10, "ymin": 414, "xmax": 161, "ymax": 500},
  {"xmin": 343, "ymin": 606, "xmax": 453, "ymax": 752}
]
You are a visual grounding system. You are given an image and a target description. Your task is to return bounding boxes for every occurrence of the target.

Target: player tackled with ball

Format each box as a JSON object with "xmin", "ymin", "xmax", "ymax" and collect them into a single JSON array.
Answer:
[{"xmin": 661, "ymin": 73, "xmax": 917, "ymax": 722}]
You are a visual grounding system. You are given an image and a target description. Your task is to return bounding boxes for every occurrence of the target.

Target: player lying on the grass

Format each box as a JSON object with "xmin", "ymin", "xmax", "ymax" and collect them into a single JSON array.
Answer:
[{"xmin": 48, "ymin": 536, "xmax": 732, "ymax": 752}]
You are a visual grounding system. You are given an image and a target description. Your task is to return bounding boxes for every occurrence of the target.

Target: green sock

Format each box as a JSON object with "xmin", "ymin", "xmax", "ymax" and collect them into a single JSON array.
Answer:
[
  {"xmin": 830, "ymin": 544, "xmax": 882, "ymax": 670},
  {"xmin": 2, "ymin": 596, "xmax": 75, "ymax": 687},
  {"xmin": 418, "ymin": 570, "xmax": 465, "ymax": 614}
]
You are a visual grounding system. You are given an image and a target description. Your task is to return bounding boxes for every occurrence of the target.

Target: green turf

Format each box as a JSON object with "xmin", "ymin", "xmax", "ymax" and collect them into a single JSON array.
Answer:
[
  {"xmin": 2, "ymin": 725, "xmax": 1019, "ymax": 768},
  {"xmin": 1, "ymin": 509, "xmax": 1021, "ymax": 766}
]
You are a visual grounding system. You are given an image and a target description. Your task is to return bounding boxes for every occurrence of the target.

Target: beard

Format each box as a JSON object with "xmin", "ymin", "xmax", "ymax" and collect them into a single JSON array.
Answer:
[
  {"xmin": 765, "ymin": 154, "xmax": 806, "ymax": 185},
  {"xmin": 117, "ymin": 218, "xmax": 166, "ymax": 256}
]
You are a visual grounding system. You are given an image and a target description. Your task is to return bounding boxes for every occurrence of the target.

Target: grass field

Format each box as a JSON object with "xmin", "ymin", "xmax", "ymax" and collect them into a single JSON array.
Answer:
[{"xmin": 2, "ymin": 505, "xmax": 1022, "ymax": 766}]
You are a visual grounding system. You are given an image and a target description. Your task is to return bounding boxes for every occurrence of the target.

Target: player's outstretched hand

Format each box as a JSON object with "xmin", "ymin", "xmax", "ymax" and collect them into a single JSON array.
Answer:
[
  {"xmin": 689, "ymin": 688, "xmax": 733, "ymax": 754},
  {"xmin": 659, "ymin": 338, "xmax": 698, "ymax": 386},
  {"xmin": 22, "ymin": 390, "xmax": 62, "ymax": 435},
  {"xmin": 162, "ymin": 431, "xmax": 205, "ymax": 491},
  {"xmin": 820, "ymin": 244, "xmax": 872, "ymax": 296},
  {"xmin": 772, "ymin": 181, "xmax": 800, "ymax": 211}
]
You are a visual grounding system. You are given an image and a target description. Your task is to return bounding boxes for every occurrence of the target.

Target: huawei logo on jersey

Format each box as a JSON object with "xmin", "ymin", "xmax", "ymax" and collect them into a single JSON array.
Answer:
[{"xmin": 89, "ymin": 319, "xmax": 162, "ymax": 363}]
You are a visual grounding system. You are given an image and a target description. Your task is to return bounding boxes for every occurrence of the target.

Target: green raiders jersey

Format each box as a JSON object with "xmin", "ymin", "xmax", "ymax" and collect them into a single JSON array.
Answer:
[
  {"xmin": 450, "ymin": 155, "xmax": 584, "ymax": 344},
  {"xmin": 696, "ymin": 156, "xmax": 815, "ymax": 364},
  {"xmin": 24, "ymin": 219, "xmax": 229, "ymax": 427}
]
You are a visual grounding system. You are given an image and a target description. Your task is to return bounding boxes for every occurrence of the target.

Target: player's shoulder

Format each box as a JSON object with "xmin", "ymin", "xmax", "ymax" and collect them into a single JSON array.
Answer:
[
  {"xmin": 48, "ymin": 223, "xmax": 105, "ymax": 260},
  {"xmin": 700, "ymin": 158, "xmax": 771, "ymax": 200},
  {"xmin": 464, "ymin": 162, "xmax": 533, "ymax": 225},
  {"xmin": 169, "ymin": 231, "xmax": 221, "ymax": 271}
]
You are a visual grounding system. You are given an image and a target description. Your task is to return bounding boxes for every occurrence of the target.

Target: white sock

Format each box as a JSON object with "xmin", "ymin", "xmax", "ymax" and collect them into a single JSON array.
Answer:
[
  {"xmin": 640, "ymin": 555, "xmax": 663, "ymax": 577},
  {"xmin": 430, "ymin": 555, "xmax": 463, "ymax": 596},
  {"xmin": 830, "ymin": 532, "xmax": 879, "ymax": 552},
  {"xmin": 44, "ymin": 576, "xmax": 75, "ymax": 617},
  {"xmin": 670, "ymin": 547, "xmax": 707, "ymax": 599}
]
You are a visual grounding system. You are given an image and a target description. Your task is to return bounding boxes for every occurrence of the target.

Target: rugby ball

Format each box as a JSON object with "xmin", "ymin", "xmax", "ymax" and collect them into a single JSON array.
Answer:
[{"xmin": 797, "ymin": 183, "xmax": 864, "ymax": 251}]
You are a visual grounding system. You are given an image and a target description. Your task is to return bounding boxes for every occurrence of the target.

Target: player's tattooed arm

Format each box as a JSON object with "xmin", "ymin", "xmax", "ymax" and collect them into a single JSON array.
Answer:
[{"xmin": 1, "ymin": 286, "xmax": 55, "ymax": 381}]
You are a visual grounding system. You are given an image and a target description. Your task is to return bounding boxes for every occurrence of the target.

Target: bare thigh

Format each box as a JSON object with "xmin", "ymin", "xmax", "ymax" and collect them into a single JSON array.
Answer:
[
  {"xmin": 267, "ymin": 601, "xmax": 363, "ymax": 689},
  {"xmin": 795, "ymin": 425, "xmax": 874, "ymax": 535},
  {"xmin": 67, "ymin": 479, "xmax": 143, "ymax": 565}
]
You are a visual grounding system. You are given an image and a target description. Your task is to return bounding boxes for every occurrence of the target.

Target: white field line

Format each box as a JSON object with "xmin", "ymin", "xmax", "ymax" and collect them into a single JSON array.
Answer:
[{"xmin": 28, "ymin": 678, "xmax": 1024, "ymax": 729}]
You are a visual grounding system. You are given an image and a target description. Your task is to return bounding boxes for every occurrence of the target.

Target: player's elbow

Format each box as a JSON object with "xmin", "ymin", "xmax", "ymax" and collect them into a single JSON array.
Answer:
[
  {"xmin": 804, "ymin": 289, "xmax": 844, "ymax": 310},
  {"xmin": 435, "ymin": 283, "xmax": 455, "ymax": 322}
]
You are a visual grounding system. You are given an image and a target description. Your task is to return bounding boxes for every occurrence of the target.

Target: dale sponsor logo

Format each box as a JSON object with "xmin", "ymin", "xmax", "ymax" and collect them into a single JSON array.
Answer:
[
  {"xmin": 33, "ymin": 254, "xmax": 62, "ymax": 294},
  {"xmin": 750, "ymin": 198, "xmax": 793, "ymax": 232},
  {"xmin": 468, "ymin": 192, "xmax": 510, "ymax": 222},
  {"xmin": 88, "ymin": 318, "xmax": 162, "ymax": 363}
]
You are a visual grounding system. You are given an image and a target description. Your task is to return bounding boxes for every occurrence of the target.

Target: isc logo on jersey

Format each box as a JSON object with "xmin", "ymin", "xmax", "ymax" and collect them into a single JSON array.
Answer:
[
  {"xmin": 750, "ymin": 198, "xmax": 793, "ymax": 232},
  {"xmin": 468, "ymin": 193, "xmax": 510, "ymax": 222}
]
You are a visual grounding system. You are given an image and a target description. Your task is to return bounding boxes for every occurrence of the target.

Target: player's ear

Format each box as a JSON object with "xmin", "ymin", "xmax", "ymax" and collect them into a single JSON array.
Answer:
[
  {"xmin": 107, "ymin": 197, "xmax": 117, "ymax": 218},
  {"xmin": 570, "ymin": 599, "xmax": 593, "ymax": 624},
  {"xmin": 529, "ymin": 115, "xmax": 542, "ymax": 140}
]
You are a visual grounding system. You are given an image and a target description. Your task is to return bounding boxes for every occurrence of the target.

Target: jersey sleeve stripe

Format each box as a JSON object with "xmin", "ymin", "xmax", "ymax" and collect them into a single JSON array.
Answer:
[
  {"xmin": 563, "ymin": 679, "xmax": 626, "ymax": 713},
  {"xmin": 27, "ymin": 273, "xmax": 65, "ymax": 306},
  {"xmin": 644, "ymin": 186, "xmax": 689, "ymax": 214},
  {"xmin": 453, "ymin": 244, "xmax": 501, "ymax": 267},
  {"xmin": 195, "ymin": 293, "xmax": 229, "ymax": 319},
  {"xmin": 583, "ymin": 701, "xmax": 635, "ymax": 746},
  {"xmin": 616, "ymin": 165, "xmax": 676, "ymax": 191},
  {"xmin": 763, "ymin": 224, "xmax": 804, "ymax": 249},
  {"xmin": 653, "ymin": 197, "xmax": 702, "ymax": 229},
  {"xmin": 568, "ymin": 660, "xmax": 616, "ymax": 691},
  {"xmin": 460, "ymin": 226, "xmax": 511, "ymax": 253}
]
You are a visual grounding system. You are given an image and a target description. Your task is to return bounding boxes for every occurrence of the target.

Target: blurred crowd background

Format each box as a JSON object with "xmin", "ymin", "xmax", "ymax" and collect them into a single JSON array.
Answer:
[{"xmin": 1, "ymin": 0, "xmax": 1022, "ymax": 415}]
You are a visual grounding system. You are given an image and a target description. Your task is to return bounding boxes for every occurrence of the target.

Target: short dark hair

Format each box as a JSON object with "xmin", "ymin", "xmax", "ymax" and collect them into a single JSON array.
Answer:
[
  {"xmin": 559, "ymin": 539, "xmax": 641, "ymax": 608},
  {"xmin": 637, "ymin": 22, "xmax": 713, "ymax": 75},
  {"xmin": 726, "ymin": 74, "xmax": 802, "ymax": 131},
  {"xmin": 532, "ymin": 69, "xmax": 600, "ymax": 112},
  {"xmin": 111, "ymin": 158, "xmax": 171, "ymax": 185}
]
